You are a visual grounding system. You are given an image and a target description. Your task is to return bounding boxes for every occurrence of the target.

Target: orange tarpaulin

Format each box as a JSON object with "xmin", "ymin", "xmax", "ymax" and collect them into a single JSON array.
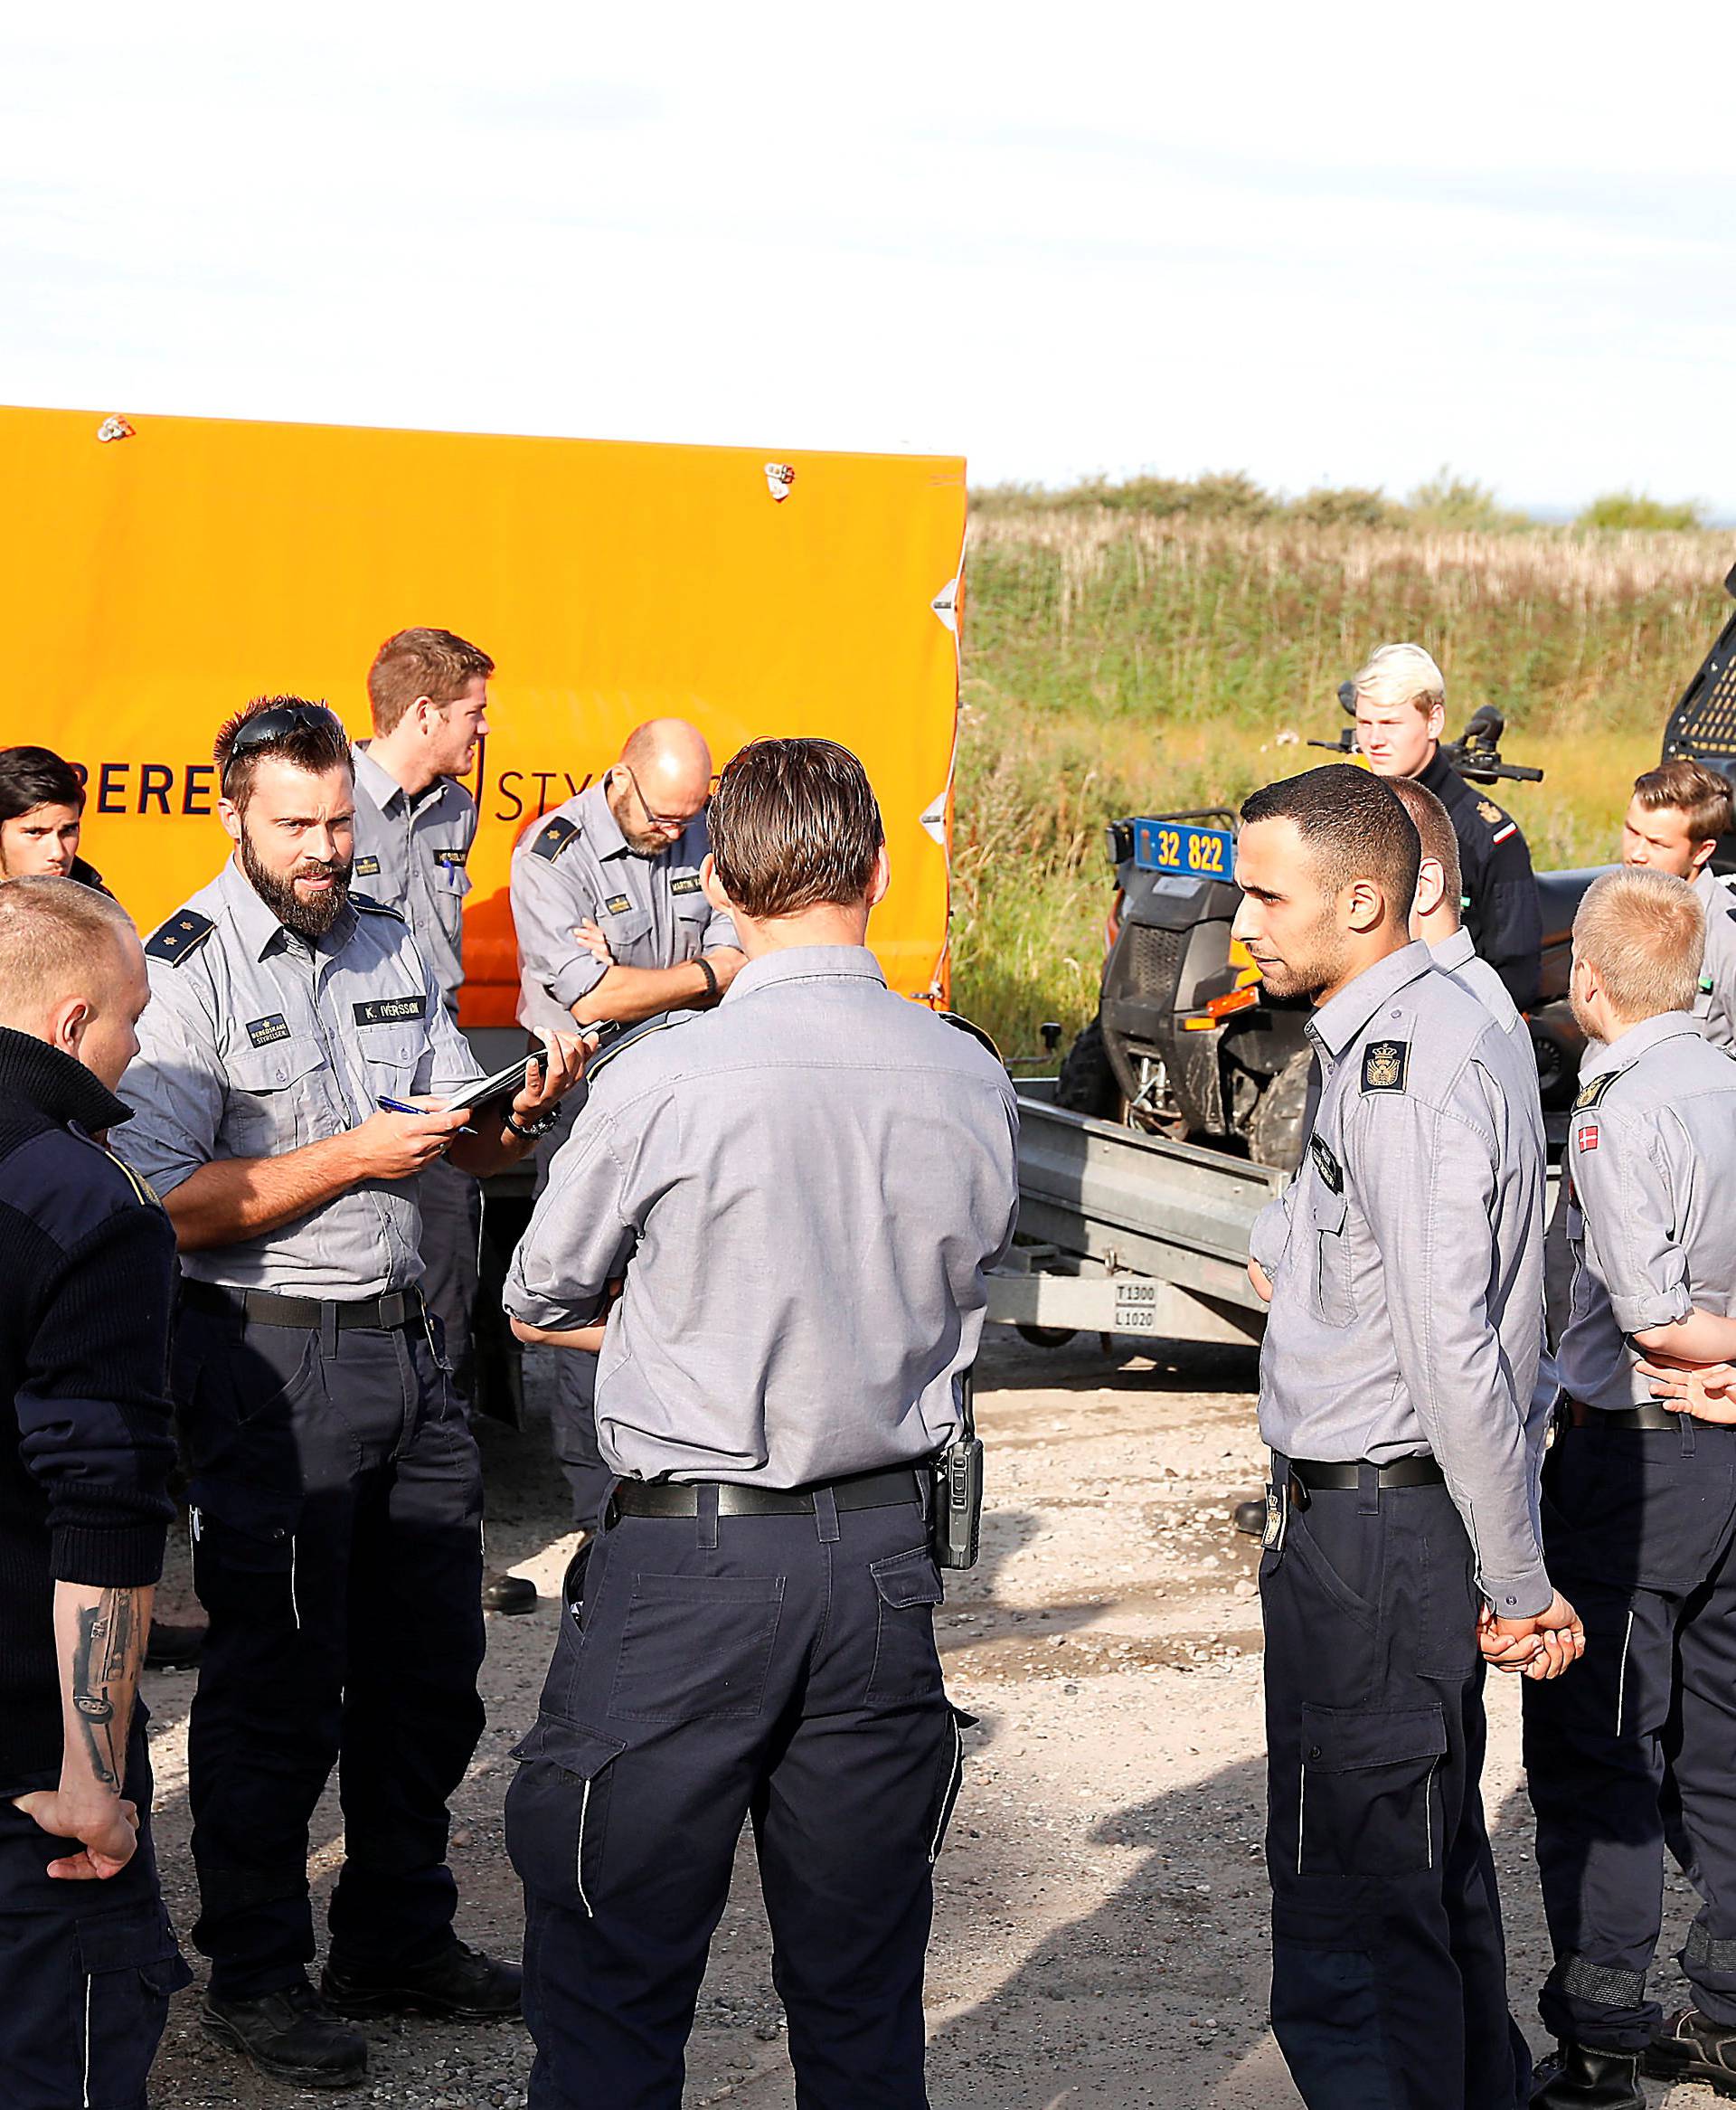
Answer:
[{"xmin": 3, "ymin": 404, "xmax": 967, "ymax": 1023}]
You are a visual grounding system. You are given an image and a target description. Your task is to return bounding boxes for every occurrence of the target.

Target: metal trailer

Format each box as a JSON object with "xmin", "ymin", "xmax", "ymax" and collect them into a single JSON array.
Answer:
[{"xmin": 986, "ymin": 1081, "xmax": 1278, "ymax": 1349}]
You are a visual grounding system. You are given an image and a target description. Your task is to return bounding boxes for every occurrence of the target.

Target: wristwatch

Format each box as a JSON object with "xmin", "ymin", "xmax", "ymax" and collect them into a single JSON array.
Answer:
[{"xmin": 505, "ymin": 1105, "xmax": 559, "ymax": 1142}]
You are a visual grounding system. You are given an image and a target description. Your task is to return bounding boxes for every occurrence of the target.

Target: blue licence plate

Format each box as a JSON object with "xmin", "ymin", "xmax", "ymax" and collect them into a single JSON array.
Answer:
[{"xmin": 1133, "ymin": 819, "xmax": 1234, "ymax": 880}]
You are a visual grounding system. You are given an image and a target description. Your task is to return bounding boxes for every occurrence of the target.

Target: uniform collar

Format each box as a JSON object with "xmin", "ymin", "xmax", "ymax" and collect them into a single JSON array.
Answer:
[
  {"xmin": 354, "ymin": 741, "xmax": 448, "ymax": 816},
  {"xmin": 722, "ymin": 945, "xmax": 889, "ymax": 1003},
  {"xmin": 1307, "ymin": 941, "xmax": 1435, "ymax": 1060},
  {"xmin": 0, "ymin": 1026, "xmax": 131, "ymax": 1132},
  {"xmin": 1430, "ymin": 926, "xmax": 1475, "ymax": 970},
  {"xmin": 1417, "ymin": 748, "xmax": 1458, "ymax": 801},
  {"xmin": 1582, "ymin": 1008, "xmax": 1705, "ymax": 1079},
  {"xmin": 217, "ymin": 856, "xmax": 356, "ymax": 961},
  {"xmin": 1694, "ymin": 866, "xmax": 1722, "ymax": 905}
]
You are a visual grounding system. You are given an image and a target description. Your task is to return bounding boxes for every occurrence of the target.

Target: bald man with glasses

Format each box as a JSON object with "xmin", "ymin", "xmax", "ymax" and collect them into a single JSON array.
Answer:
[{"xmin": 508, "ymin": 719, "xmax": 745, "ymax": 1531}]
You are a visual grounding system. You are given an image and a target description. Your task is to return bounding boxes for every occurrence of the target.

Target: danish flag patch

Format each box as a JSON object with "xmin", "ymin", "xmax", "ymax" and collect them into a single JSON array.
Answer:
[{"xmin": 1579, "ymin": 1123, "xmax": 1599, "ymax": 1152}]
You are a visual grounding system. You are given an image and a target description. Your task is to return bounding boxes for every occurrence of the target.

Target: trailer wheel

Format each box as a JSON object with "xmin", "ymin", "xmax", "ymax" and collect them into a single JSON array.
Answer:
[
  {"xmin": 1247, "ymin": 1049, "xmax": 1314, "ymax": 1170},
  {"xmin": 1015, "ymin": 1323, "xmax": 1079, "ymax": 1348},
  {"xmin": 1054, "ymin": 1017, "xmax": 1121, "ymax": 1120}
]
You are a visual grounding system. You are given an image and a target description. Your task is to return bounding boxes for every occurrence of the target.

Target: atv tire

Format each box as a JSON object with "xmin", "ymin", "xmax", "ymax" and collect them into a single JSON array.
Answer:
[
  {"xmin": 1247, "ymin": 1049, "xmax": 1315, "ymax": 1171},
  {"xmin": 1054, "ymin": 1017, "xmax": 1121, "ymax": 1121}
]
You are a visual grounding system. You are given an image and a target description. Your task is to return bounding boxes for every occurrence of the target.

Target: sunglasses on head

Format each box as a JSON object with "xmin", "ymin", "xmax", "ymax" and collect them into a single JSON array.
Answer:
[{"xmin": 222, "ymin": 703, "xmax": 346, "ymax": 783}]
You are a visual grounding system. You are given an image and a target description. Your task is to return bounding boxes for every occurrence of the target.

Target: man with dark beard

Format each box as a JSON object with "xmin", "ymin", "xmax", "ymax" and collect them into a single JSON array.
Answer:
[
  {"xmin": 1235, "ymin": 763, "xmax": 1580, "ymax": 2110},
  {"xmin": 509, "ymin": 719, "xmax": 744, "ymax": 1536},
  {"xmin": 114, "ymin": 697, "xmax": 586, "ymax": 2090}
]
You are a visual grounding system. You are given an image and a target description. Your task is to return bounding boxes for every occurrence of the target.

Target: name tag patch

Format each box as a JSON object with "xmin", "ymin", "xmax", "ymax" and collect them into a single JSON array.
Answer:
[
  {"xmin": 670, "ymin": 874, "xmax": 703, "ymax": 896},
  {"xmin": 1308, "ymin": 1135, "xmax": 1343, "ymax": 1194},
  {"xmin": 353, "ymin": 996, "xmax": 424, "ymax": 1027},
  {"xmin": 1361, "ymin": 1038, "xmax": 1410, "ymax": 1093},
  {"xmin": 354, "ymin": 856, "xmax": 382, "ymax": 876},
  {"xmin": 435, "ymin": 849, "xmax": 467, "ymax": 867},
  {"xmin": 604, "ymin": 894, "xmax": 632, "ymax": 916},
  {"xmin": 245, "ymin": 1014, "xmax": 290, "ymax": 1047}
]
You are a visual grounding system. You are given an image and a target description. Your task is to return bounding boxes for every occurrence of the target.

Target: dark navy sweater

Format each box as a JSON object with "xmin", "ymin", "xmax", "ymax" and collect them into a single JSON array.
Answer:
[{"xmin": 0, "ymin": 1028, "xmax": 176, "ymax": 1782}]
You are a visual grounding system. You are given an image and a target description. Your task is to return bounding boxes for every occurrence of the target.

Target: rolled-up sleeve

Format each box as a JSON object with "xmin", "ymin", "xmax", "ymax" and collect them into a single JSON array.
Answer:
[
  {"xmin": 1571, "ymin": 1106, "xmax": 1693, "ymax": 1334},
  {"xmin": 1357, "ymin": 1090, "xmax": 1551, "ymax": 1617},
  {"xmin": 703, "ymin": 901, "xmax": 740, "ymax": 953},
  {"xmin": 511, "ymin": 847, "xmax": 606, "ymax": 1011},
  {"xmin": 113, "ymin": 975, "xmax": 226, "ymax": 1197},
  {"xmin": 505, "ymin": 1110, "xmax": 637, "ymax": 1329}
]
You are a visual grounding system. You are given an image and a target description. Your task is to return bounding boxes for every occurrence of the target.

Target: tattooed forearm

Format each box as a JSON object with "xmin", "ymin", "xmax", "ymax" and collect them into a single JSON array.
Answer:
[{"xmin": 67, "ymin": 1587, "xmax": 145, "ymax": 1792}]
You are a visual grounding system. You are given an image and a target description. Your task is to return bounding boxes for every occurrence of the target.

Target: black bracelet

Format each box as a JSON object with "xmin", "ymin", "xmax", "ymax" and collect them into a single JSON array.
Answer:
[
  {"xmin": 695, "ymin": 954, "xmax": 720, "ymax": 999},
  {"xmin": 505, "ymin": 1106, "xmax": 558, "ymax": 1142}
]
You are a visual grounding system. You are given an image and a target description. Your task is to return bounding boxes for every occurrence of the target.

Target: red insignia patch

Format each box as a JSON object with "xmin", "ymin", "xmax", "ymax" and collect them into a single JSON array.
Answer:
[{"xmin": 1579, "ymin": 1124, "xmax": 1599, "ymax": 1151}]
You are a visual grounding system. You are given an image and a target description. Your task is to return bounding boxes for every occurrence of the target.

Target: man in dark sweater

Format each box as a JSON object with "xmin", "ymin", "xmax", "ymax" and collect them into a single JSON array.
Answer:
[{"xmin": 0, "ymin": 874, "xmax": 190, "ymax": 2107}]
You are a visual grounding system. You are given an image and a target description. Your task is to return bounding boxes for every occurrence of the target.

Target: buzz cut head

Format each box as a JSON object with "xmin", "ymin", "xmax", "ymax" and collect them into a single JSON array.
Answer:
[{"xmin": 1573, "ymin": 865, "xmax": 1703, "ymax": 1022}]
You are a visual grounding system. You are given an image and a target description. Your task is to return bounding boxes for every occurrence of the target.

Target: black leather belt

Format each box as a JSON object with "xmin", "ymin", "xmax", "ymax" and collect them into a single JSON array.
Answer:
[
  {"xmin": 1288, "ymin": 1456, "xmax": 1445, "ymax": 1491},
  {"xmin": 611, "ymin": 1467, "xmax": 927, "ymax": 1519},
  {"xmin": 181, "ymin": 1280, "xmax": 425, "ymax": 1332},
  {"xmin": 1564, "ymin": 1398, "xmax": 1682, "ymax": 1433}
]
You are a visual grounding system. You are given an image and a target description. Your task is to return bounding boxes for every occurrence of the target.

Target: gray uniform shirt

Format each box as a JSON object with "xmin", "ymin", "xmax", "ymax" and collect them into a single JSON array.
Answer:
[
  {"xmin": 505, "ymin": 946, "xmax": 1020, "ymax": 1487},
  {"xmin": 1693, "ymin": 866, "xmax": 1736, "ymax": 1051},
  {"xmin": 115, "ymin": 859, "xmax": 486, "ymax": 1297},
  {"xmin": 350, "ymin": 744, "xmax": 476, "ymax": 1019},
  {"xmin": 508, "ymin": 781, "xmax": 737, "ymax": 1039},
  {"xmin": 1431, "ymin": 923, "xmax": 1523, "ymax": 1036},
  {"xmin": 1558, "ymin": 1010, "xmax": 1736, "ymax": 1412},
  {"xmin": 1259, "ymin": 941, "xmax": 1550, "ymax": 1614}
]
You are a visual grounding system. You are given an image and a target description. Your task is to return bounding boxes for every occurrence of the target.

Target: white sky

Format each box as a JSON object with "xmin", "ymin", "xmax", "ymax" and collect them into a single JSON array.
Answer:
[{"xmin": 3, "ymin": 2, "xmax": 1731, "ymax": 513}]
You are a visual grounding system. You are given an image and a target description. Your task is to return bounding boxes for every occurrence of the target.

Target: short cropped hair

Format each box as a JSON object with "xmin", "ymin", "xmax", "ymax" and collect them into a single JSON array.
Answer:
[
  {"xmin": 214, "ymin": 696, "xmax": 354, "ymax": 814},
  {"xmin": 367, "ymin": 628, "xmax": 495, "ymax": 735},
  {"xmin": 1573, "ymin": 866, "xmax": 1703, "ymax": 1021},
  {"xmin": 709, "ymin": 738, "xmax": 884, "ymax": 920},
  {"xmin": 1352, "ymin": 641, "xmax": 1446, "ymax": 717},
  {"xmin": 0, "ymin": 875, "xmax": 137, "ymax": 1026},
  {"xmin": 1240, "ymin": 764, "xmax": 1420, "ymax": 930},
  {"xmin": 1386, "ymin": 776, "xmax": 1464, "ymax": 916},
  {"xmin": 0, "ymin": 745, "xmax": 85, "ymax": 822},
  {"xmin": 1632, "ymin": 759, "xmax": 1734, "ymax": 845}
]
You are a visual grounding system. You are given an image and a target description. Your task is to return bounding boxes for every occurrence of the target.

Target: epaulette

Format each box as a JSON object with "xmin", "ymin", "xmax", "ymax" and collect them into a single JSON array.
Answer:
[
  {"xmin": 95, "ymin": 1142, "xmax": 163, "ymax": 1212},
  {"xmin": 531, "ymin": 815, "xmax": 579, "ymax": 862},
  {"xmin": 145, "ymin": 908, "xmax": 214, "ymax": 966},
  {"xmin": 350, "ymin": 892, "xmax": 405, "ymax": 920},
  {"xmin": 1573, "ymin": 1067, "xmax": 1628, "ymax": 1112}
]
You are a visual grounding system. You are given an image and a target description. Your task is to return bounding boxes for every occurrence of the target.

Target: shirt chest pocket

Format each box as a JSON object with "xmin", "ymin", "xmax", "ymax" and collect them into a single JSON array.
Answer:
[
  {"xmin": 352, "ymin": 1024, "xmax": 428, "ymax": 1102},
  {"xmin": 604, "ymin": 904, "xmax": 652, "ymax": 960},
  {"xmin": 225, "ymin": 1036, "xmax": 329, "ymax": 1153},
  {"xmin": 1309, "ymin": 1187, "xmax": 1359, "ymax": 1329}
]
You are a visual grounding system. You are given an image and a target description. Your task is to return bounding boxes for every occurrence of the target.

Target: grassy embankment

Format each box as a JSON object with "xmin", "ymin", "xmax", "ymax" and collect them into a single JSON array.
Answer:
[{"xmin": 950, "ymin": 510, "xmax": 1734, "ymax": 1055}]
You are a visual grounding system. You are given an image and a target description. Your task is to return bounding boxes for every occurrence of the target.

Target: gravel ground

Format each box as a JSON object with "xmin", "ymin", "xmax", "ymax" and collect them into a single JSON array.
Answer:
[{"xmin": 137, "ymin": 1331, "xmax": 1720, "ymax": 2107}]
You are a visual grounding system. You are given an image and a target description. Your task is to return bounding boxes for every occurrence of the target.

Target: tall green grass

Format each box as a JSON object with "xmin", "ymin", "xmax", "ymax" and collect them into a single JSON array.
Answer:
[{"xmin": 950, "ymin": 510, "xmax": 1733, "ymax": 1054}]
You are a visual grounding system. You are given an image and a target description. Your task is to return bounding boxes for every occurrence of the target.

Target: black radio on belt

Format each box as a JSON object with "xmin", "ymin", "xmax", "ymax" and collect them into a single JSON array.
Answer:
[{"xmin": 933, "ymin": 1367, "xmax": 984, "ymax": 1570}]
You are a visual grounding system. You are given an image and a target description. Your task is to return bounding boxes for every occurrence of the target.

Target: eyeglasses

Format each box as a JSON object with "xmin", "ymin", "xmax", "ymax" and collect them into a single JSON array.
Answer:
[
  {"xmin": 222, "ymin": 703, "xmax": 346, "ymax": 780},
  {"xmin": 618, "ymin": 765, "xmax": 702, "ymax": 833}
]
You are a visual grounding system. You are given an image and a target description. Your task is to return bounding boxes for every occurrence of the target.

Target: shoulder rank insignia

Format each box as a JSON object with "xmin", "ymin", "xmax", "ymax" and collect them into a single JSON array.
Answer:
[
  {"xmin": 145, "ymin": 908, "xmax": 214, "ymax": 966},
  {"xmin": 99, "ymin": 1146, "xmax": 162, "ymax": 1211},
  {"xmin": 1573, "ymin": 1067, "xmax": 1628, "ymax": 1112},
  {"xmin": 1308, "ymin": 1134, "xmax": 1344, "ymax": 1194},
  {"xmin": 349, "ymin": 892, "xmax": 405, "ymax": 920},
  {"xmin": 531, "ymin": 815, "xmax": 579, "ymax": 862},
  {"xmin": 1361, "ymin": 1037, "xmax": 1410, "ymax": 1093}
]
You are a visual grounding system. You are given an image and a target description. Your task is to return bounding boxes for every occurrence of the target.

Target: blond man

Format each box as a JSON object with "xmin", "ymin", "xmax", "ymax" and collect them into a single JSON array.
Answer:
[
  {"xmin": 1351, "ymin": 642, "xmax": 1541, "ymax": 1008},
  {"xmin": 1524, "ymin": 867, "xmax": 1736, "ymax": 2106}
]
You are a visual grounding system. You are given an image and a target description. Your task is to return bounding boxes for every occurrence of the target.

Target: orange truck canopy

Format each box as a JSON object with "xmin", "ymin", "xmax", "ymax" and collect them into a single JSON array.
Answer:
[{"xmin": 3, "ymin": 404, "xmax": 967, "ymax": 1024}]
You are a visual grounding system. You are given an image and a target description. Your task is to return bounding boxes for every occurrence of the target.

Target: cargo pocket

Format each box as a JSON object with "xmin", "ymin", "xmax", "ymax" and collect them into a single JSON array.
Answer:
[
  {"xmin": 867, "ymin": 1547, "xmax": 946, "ymax": 1705},
  {"xmin": 73, "ymin": 1901, "xmax": 192, "ymax": 2110},
  {"xmin": 1297, "ymin": 1702, "xmax": 1448, "ymax": 1878},
  {"xmin": 929, "ymin": 1701, "xmax": 976, "ymax": 1864},
  {"xmin": 608, "ymin": 1573, "xmax": 785, "ymax": 1722},
  {"xmin": 506, "ymin": 1719, "xmax": 627, "ymax": 1920},
  {"xmin": 1309, "ymin": 1190, "xmax": 1356, "ymax": 1329},
  {"xmin": 188, "ymin": 1479, "xmax": 303, "ymax": 1628}
]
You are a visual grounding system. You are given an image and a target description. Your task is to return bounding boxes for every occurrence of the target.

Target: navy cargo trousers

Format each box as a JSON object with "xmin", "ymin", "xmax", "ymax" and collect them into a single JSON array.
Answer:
[
  {"xmin": 505, "ymin": 1480, "xmax": 967, "ymax": 2110},
  {"xmin": 1524, "ymin": 1416, "xmax": 1736, "ymax": 2048},
  {"xmin": 172, "ymin": 1292, "xmax": 486, "ymax": 1999},
  {"xmin": 1261, "ymin": 1463, "xmax": 1528, "ymax": 2110}
]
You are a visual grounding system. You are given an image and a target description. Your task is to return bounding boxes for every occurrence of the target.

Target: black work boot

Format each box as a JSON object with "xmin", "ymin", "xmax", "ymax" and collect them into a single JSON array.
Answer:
[
  {"xmin": 481, "ymin": 1568, "xmax": 537, "ymax": 1614},
  {"xmin": 1529, "ymin": 2040, "xmax": 1645, "ymax": 2108},
  {"xmin": 200, "ymin": 1976, "xmax": 367, "ymax": 2089},
  {"xmin": 1646, "ymin": 2006, "xmax": 1736, "ymax": 2096},
  {"xmin": 323, "ymin": 1937, "xmax": 522, "ymax": 2021}
]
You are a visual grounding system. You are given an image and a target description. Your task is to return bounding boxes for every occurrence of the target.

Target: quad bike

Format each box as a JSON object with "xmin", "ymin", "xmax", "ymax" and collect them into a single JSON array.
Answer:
[{"xmin": 1054, "ymin": 564, "xmax": 1736, "ymax": 1169}]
